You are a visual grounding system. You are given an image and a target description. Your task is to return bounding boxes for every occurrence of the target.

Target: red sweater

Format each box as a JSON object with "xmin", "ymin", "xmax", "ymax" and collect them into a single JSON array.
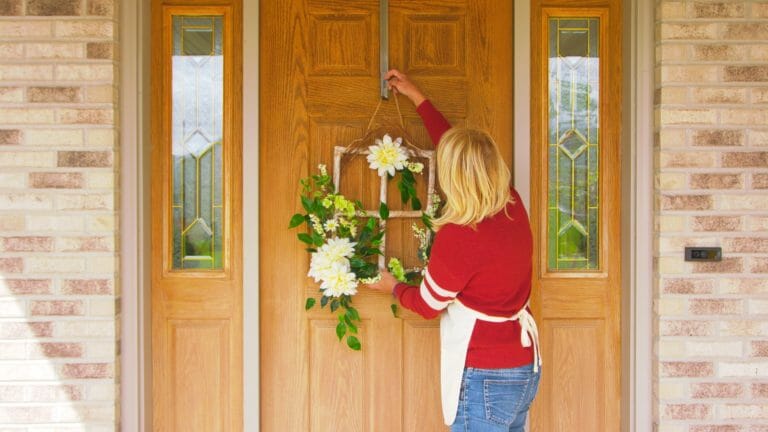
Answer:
[{"xmin": 393, "ymin": 100, "xmax": 534, "ymax": 368}]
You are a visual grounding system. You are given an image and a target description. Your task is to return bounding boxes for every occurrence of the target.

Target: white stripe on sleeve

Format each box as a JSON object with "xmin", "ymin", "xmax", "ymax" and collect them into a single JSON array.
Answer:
[
  {"xmin": 419, "ymin": 280, "xmax": 451, "ymax": 311},
  {"xmin": 425, "ymin": 269, "xmax": 458, "ymax": 299}
]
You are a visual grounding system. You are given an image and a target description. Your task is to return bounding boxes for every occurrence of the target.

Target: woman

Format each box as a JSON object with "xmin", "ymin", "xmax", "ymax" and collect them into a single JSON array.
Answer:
[{"xmin": 364, "ymin": 69, "xmax": 541, "ymax": 432}]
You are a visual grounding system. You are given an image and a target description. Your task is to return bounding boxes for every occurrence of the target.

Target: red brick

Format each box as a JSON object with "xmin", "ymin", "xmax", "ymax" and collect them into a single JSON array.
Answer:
[
  {"xmin": 4, "ymin": 279, "xmax": 51, "ymax": 295},
  {"xmin": 663, "ymin": 278, "xmax": 715, "ymax": 294},
  {"xmin": 27, "ymin": 87, "xmax": 80, "ymax": 103},
  {"xmin": 752, "ymin": 258, "xmax": 768, "ymax": 273},
  {"xmin": 27, "ymin": 0, "xmax": 82, "ymax": 16},
  {"xmin": 693, "ymin": 128, "xmax": 726, "ymax": 146},
  {"xmin": 694, "ymin": 257, "xmax": 744, "ymax": 274},
  {"xmin": 60, "ymin": 363, "xmax": 112, "ymax": 379},
  {"xmin": 57, "ymin": 151, "xmax": 112, "ymax": 168},
  {"xmin": 692, "ymin": 383, "xmax": 744, "ymax": 399},
  {"xmin": 724, "ymin": 66, "xmax": 768, "ymax": 82},
  {"xmin": 30, "ymin": 300, "xmax": 83, "ymax": 316},
  {"xmin": 693, "ymin": 2, "xmax": 744, "ymax": 18},
  {"xmin": 1, "ymin": 236, "xmax": 53, "ymax": 252},
  {"xmin": 0, "ymin": 257, "xmax": 23, "ymax": 273},
  {"xmin": 664, "ymin": 403, "xmax": 710, "ymax": 420},
  {"xmin": 662, "ymin": 361, "xmax": 714, "ymax": 377},
  {"xmin": 86, "ymin": 42, "xmax": 112, "ymax": 59},
  {"xmin": 0, "ymin": 0, "xmax": 21, "ymax": 15},
  {"xmin": 0, "ymin": 129, "xmax": 21, "ymax": 145},
  {"xmin": 753, "ymin": 341, "xmax": 768, "ymax": 357},
  {"xmin": 0, "ymin": 322, "xmax": 52, "ymax": 338},
  {"xmin": 61, "ymin": 279, "xmax": 112, "ymax": 295},
  {"xmin": 726, "ymin": 238, "xmax": 768, "ymax": 253},
  {"xmin": 690, "ymin": 299, "xmax": 742, "ymax": 315},
  {"xmin": 39, "ymin": 342, "xmax": 82, "ymax": 358},
  {"xmin": 722, "ymin": 152, "xmax": 768, "ymax": 167},
  {"xmin": 693, "ymin": 216, "xmax": 742, "ymax": 232},
  {"xmin": 754, "ymin": 174, "xmax": 768, "ymax": 189},
  {"xmin": 29, "ymin": 172, "xmax": 84, "ymax": 189},
  {"xmin": 752, "ymin": 383, "xmax": 768, "ymax": 398},
  {"xmin": 87, "ymin": 0, "xmax": 113, "ymax": 16},
  {"xmin": 690, "ymin": 173, "xmax": 743, "ymax": 190},
  {"xmin": 662, "ymin": 195, "xmax": 713, "ymax": 210}
]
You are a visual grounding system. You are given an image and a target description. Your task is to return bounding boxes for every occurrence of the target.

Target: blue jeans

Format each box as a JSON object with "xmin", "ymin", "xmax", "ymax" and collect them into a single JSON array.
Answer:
[{"xmin": 450, "ymin": 364, "xmax": 541, "ymax": 432}]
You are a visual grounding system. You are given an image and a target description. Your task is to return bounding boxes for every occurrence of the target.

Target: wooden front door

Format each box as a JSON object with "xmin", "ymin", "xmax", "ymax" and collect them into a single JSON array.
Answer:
[
  {"xmin": 260, "ymin": 1, "xmax": 512, "ymax": 430},
  {"xmin": 529, "ymin": 1, "xmax": 623, "ymax": 431},
  {"xmin": 150, "ymin": 1, "xmax": 243, "ymax": 431}
]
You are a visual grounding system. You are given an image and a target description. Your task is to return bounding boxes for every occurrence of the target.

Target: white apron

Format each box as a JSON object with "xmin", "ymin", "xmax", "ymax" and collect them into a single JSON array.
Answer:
[{"xmin": 440, "ymin": 299, "xmax": 541, "ymax": 426}]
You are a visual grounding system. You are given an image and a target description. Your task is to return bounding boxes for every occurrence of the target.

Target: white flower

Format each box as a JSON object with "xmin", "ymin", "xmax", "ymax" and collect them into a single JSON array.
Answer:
[
  {"xmin": 407, "ymin": 162, "xmax": 424, "ymax": 174},
  {"xmin": 319, "ymin": 237, "xmax": 356, "ymax": 261},
  {"xmin": 309, "ymin": 214, "xmax": 325, "ymax": 236},
  {"xmin": 367, "ymin": 134, "xmax": 409, "ymax": 177},
  {"xmin": 320, "ymin": 263, "xmax": 358, "ymax": 297},
  {"xmin": 308, "ymin": 251, "xmax": 342, "ymax": 283},
  {"xmin": 324, "ymin": 218, "xmax": 339, "ymax": 232}
]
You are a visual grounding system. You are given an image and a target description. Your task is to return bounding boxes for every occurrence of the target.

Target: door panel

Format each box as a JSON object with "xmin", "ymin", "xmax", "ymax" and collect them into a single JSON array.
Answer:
[
  {"xmin": 150, "ymin": 2, "xmax": 243, "ymax": 431},
  {"xmin": 530, "ymin": 2, "xmax": 622, "ymax": 431},
  {"xmin": 260, "ymin": 0, "xmax": 512, "ymax": 430}
]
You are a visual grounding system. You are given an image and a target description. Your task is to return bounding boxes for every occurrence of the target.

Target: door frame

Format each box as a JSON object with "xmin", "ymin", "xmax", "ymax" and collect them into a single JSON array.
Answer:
[{"xmin": 119, "ymin": 0, "xmax": 653, "ymax": 430}]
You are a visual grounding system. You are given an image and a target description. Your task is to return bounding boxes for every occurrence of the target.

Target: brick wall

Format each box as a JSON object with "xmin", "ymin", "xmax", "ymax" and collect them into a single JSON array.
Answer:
[
  {"xmin": 656, "ymin": 1, "xmax": 768, "ymax": 431},
  {"xmin": 0, "ymin": 0, "xmax": 118, "ymax": 430}
]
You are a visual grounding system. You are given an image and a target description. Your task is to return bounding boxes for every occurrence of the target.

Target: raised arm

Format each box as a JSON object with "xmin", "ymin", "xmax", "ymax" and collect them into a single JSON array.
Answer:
[{"xmin": 385, "ymin": 69, "xmax": 452, "ymax": 146}]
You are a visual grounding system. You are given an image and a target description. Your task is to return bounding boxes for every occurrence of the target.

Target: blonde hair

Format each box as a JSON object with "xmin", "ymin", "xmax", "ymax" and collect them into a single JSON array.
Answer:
[{"xmin": 432, "ymin": 128, "xmax": 513, "ymax": 229}]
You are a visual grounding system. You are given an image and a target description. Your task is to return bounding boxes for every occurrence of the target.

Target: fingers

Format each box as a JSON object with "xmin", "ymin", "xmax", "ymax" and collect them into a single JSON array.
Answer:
[{"xmin": 384, "ymin": 69, "xmax": 404, "ymax": 81}]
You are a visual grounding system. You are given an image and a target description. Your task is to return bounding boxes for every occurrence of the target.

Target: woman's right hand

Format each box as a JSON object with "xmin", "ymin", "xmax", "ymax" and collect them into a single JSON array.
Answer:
[{"xmin": 384, "ymin": 69, "xmax": 426, "ymax": 107}]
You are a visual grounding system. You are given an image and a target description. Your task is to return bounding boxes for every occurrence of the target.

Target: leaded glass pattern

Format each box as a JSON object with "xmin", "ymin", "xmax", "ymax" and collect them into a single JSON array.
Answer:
[
  {"xmin": 547, "ymin": 17, "xmax": 600, "ymax": 271},
  {"xmin": 171, "ymin": 16, "xmax": 224, "ymax": 270}
]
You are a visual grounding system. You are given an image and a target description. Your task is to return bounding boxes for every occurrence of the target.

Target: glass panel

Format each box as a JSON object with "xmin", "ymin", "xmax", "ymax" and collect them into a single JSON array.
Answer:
[
  {"xmin": 547, "ymin": 17, "xmax": 600, "ymax": 271},
  {"xmin": 171, "ymin": 15, "xmax": 224, "ymax": 270}
]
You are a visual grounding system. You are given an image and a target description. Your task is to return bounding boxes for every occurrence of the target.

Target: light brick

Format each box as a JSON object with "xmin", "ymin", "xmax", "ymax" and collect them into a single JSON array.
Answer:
[
  {"xmin": 720, "ymin": 362, "xmax": 768, "ymax": 377},
  {"xmin": 88, "ymin": 298, "xmax": 114, "ymax": 316},
  {"xmin": 661, "ymin": 65, "xmax": 721, "ymax": 83},
  {"xmin": 0, "ymin": 108, "xmax": 55, "ymax": 124},
  {"xmin": 57, "ymin": 109, "xmax": 114, "ymax": 125},
  {"xmin": 56, "ymin": 236, "xmax": 112, "ymax": 252},
  {"xmin": 721, "ymin": 320, "xmax": 768, "ymax": 336},
  {"xmin": 693, "ymin": 258, "xmax": 744, "ymax": 274},
  {"xmin": 657, "ymin": 87, "xmax": 689, "ymax": 104},
  {"xmin": 0, "ymin": 151, "xmax": 57, "ymax": 168},
  {"xmin": 749, "ymin": 130, "xmax": 768, "ymax": 147},
  {"xmin": 0, "ymin": 86, "xmax": 23, "ymax": 102},
  {"xmin": 0, "ymin": 342, "xmax": 25, "ymax": 360},
  {"xmin": 722, "ymin": 23, "xmax": 768, "ymax": 40},
  {"xmin": 663, "ymin": 403, "xmax": 711, "ymax": 420},
  {"xmin": 85, "ymin": 172, "xmax": 114, "ymax": 188},
  {"xmin": 0, "ymin": 65, "xmax": 53, "ymax": 81},
  {"xmin": 659, "ymin": 256, "xmax": 687, "ymax": 274},
  {"xmin": 0, "ymin": 215, "xmax": 24, "ymax": 231},
  {"xmin": 0, "ymin": 172, "xmax": 26, "ymax": 188},
  {"xmin": 86, "ymin": 256, "xmax": 115, "ymax": 273},
  {"xmin": 0, "ymin": 193, "xmax": 52, "ymax": 210},
  {"xmin": 659, "ymin": 340, "xmax": 686, "ymax": 357},
  {"xmin": 53, "ymin": 320, "xmax": 114, "ymax": 338},
  {"xmin": 0, "ymin": 21, "xmax": 52, "ymax": 38},
  {"xmin": 0, "ymin": 300, "xmax": 24, "ymax": 318},
  {"xmin": 720, "ymin": 278, "xmax": 768, "ymax": 294},
  {"xmin": 24, "ymin": 42, "xmax": 84, "ymax": 59},
  {"xmin": 659, "ymin": 381, "xmax": 686, "ymax": 399},
  {"xmin": 659, "ymin": 297, "xmax": 688, "ymax": 314},
  {"xmin": 24, "ymin": 129, "xmax": 83, "ymax": 147},
  {"xmin": 661, "ymin": 151, "xmax": 717, "ymax": 168},
  {"xmin": 662, "ymin": 23, "xmax": 718, "ymax": 40},
  {"xmin": 55, "ymin": 21, "xmax": 113, "ymax": 38},
  {"xmin": 661, "ymin": 109, "xmax": 717, "ymax": 125},
  {"xmin": 25, "ymin": 257, "xmax": 85, "ymax": 273},
  {"xmin": 687, "ymin": 341, "xmax": 744, "ymax": 357},
  {"xmin": 660, "ymin": 129, "xmax": 687, "ymax": 148},
  {"xmin": 749, "ymin": 45, "xmax": 768, "ymax": 62},
  {"xmin": 25, "ymin": 215, "xmax": 83, "ymax": 232},
  {"xmin": 661, "ymin": 320, "xmax": 712, "ymax": 336},
  {"xmin": 658, "ymin": 172, "xmax": 688, "ymax": 190},
  {"xmin": 716, "ymin": 195, "xmax": 768, "ymax": 211},
  {"xmin": 55, "ymin": 65, "xmax": 113, "ymax": 82},
  {"xmin": 660, "ymin": 215, "xmax": 686, "ymax": 231},
  {"xmin": 85, "ymin": 85, "xmax": 115, "ymax": 103},
  {"xmin": 717, "ymin": 404, "xmax": 768, "ymax": 419},
  {"xmin": 721, "ymin": 109, "xmax": 768, "ymax": 125},
  {"xmin": 55, "ymin": 193, "xmax": 113, "ymax": 211}
]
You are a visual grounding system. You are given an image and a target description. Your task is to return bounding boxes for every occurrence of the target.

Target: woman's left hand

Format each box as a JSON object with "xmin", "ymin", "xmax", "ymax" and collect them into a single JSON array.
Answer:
[{"xmin": 362, "ymin": 270, "xmax": 399, "ymax": 295}]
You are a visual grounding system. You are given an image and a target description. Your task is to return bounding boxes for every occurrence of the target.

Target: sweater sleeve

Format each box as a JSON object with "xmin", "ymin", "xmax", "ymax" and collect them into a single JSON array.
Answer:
[
  {"xmin": 416, "ymin": 100, "xmax": 452, "ymax": 146},
  {"xmin": 392, "ymin": 229, "xmax": 470, "ymax": 319}
]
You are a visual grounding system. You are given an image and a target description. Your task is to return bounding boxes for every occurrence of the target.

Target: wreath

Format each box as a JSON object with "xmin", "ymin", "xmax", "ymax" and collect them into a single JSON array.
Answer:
[{"xmin": 289, "ymin": 122, "xmax": 439, "ymax": 350}]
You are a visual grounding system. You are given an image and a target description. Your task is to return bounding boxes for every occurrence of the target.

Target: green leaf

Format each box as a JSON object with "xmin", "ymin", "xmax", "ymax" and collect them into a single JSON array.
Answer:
[
  {"xmin": 336, "ymin": 321, "xmax": 347, "ymax": 340},
  {"xmin": 320, "ymin": 295, "xmax": 329, "ymax": 308},
  {"xmin": 378, "ymin": 202, "xmax": 389, "ymax": 220},
  {"xmin": 305, "ymin": 247, "xmax": 317, "ymax": 252},
  {"xmin": 421, "ymin": 213, "xmax": 433, "ymax": 229},
  {"xmin": 311, "ymin": 232, "xmax": 324, "ymax": 246},
  {"xmin": 398, "ymin": 181, "xmax": 409, "ymax": 203},
  {"xmin": 347, "ymin": 336, "xmax": 361, "ymax": 351},
  {"xmin": 344, "ymin": 314, "xmax": 358, "ymax": 333},
  {"xmin": 297, "ymin": 233, "xmax": 314, "ymax": 245},
  {"xmin": 390, "ymin": 303, "xmax": 398, "ymax": 317},
  {"xmin": 346, "ymin": 306, "xmax": 361, "ymax": 321},
  {"xmin": 330, "ymin": 299, "xmax": 339, "ymax": 312},
  {"xmin": 289, "ymin": 213, "xmax": 306, "ymax": 229},
  {"xmin": 401, "ymin": 169, "xmax": 415, "ymax": 183},
  {"xmin": 300, "ymin": 195, "xmax": 314, "ymax": 213},
  {"xmin": 305, "ymin": 298, "xmax": 316, "ymax": 310},
  {"xmin": 349, "ymin": 257, "xmax": 366, "ymax": 269},
  {"xmin": 411, "ymin": 196, "xmax": 422, "ymax": 211},
  {"xmin": 366, "ymin": 217, "xmax": 377, "ymax": 231}
]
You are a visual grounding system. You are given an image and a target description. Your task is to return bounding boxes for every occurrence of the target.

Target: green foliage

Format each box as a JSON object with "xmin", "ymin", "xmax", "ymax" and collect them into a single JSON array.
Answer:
[{"xmin": 305, "ymin": 298, "xmax": 316, "ymax": 310}]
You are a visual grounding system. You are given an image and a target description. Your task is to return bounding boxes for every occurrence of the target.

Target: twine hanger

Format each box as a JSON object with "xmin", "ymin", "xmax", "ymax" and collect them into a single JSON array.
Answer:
[{"xmin": 344, "ymin": 93, "xmax": 423, "ymax": 156}]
